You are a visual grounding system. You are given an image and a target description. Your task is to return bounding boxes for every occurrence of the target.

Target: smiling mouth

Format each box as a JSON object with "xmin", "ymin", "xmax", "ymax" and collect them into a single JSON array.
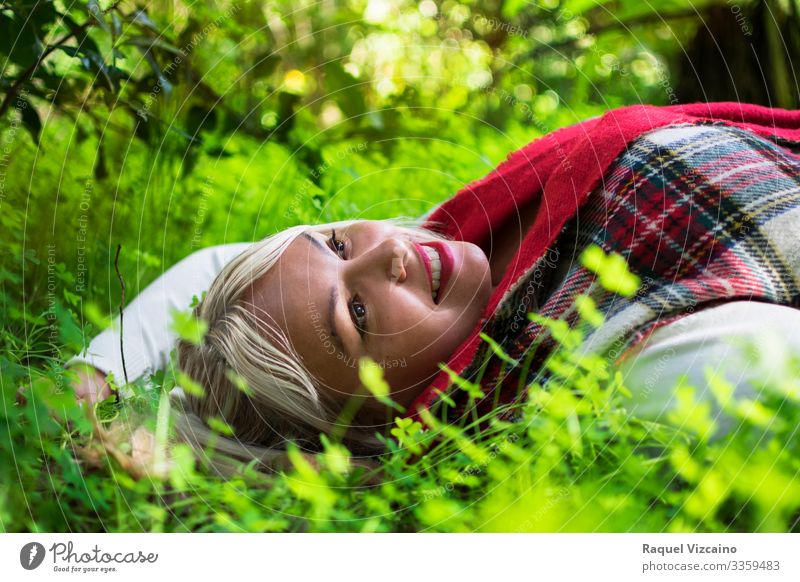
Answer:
[{"xmin": 421, "ymin": 245, "xmax": 442, "ymax": 301}]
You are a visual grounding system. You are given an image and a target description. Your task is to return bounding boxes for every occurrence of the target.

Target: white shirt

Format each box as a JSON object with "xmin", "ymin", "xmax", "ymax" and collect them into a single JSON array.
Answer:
[
  {"xmin": 66, "ymin": 243, "xmax": 800, "ymax": 433},
  {"xmin": 66, "ymin": 243, "xmax": 251, "ymax": 399},
  {"xmin": 615, "ymin": 300, "xmax": 800, "ymax": 439}
]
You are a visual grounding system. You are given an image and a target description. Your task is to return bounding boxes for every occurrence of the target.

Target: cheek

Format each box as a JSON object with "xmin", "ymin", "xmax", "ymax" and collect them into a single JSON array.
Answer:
[
  {"xmin": 420, "ymin": 313, "xmax": 474, "ymax": 362},
  {"xmin": 380, "ymin": 295, "xmax": 434, "ymax": 332},
  {"xmin": 378, "ymin": 299, "xmax": 479, "ymax": 365},
  {"xmin": 379, "ymin": 314, "xmax": 477, "ymax": 395},
  {"xmin": 433, "ymin": 301, "xmax": 482, "ymax": 339}
]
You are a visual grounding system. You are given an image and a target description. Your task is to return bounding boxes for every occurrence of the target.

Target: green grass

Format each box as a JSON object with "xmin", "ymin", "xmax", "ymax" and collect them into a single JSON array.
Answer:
[{"xmin": 3, "ymin": 158, "xmax": 799, "ymax": 531}]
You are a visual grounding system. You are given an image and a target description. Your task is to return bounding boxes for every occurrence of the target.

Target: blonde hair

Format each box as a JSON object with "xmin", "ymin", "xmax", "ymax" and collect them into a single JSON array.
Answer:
[{"xmin": 170, "ymin": 216, "xmax": 452, "ymax": 478}]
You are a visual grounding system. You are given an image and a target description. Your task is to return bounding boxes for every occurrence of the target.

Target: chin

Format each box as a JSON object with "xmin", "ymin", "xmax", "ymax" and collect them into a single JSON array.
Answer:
[
  {"xmin": 467, "ymin": 240, "xmax": 491, "ymax": 273},
  {"xmin": 461, "ymin": 241, "xmax": 492, "ymax": 302}
]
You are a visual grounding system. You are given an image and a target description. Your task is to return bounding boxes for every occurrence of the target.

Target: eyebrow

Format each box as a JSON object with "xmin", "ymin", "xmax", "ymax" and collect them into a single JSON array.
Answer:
[{"xmin": 301, "ymin": 232, "xmax": 351, "ymax": 358}]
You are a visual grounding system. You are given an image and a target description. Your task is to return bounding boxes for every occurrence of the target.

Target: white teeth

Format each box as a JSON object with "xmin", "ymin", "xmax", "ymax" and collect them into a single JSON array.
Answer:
[{"xmin": 423, "ymin": 246, "xmax": 442, "ymax": 301}]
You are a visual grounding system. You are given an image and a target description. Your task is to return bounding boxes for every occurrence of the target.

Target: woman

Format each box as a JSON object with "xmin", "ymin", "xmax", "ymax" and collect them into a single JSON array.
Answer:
[{"xmin": 69, "ymin": 102, "xmax": 800, "ymax": 470}]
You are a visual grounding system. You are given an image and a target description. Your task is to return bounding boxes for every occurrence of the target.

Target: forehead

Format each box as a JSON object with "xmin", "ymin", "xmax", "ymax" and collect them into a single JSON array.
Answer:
[{"xmin": 248, "ymin": 232, "xmax": 328, "ymax": 329}]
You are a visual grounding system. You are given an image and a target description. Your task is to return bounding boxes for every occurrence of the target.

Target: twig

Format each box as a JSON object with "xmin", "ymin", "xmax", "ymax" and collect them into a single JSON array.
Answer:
[{"xmin": 114, "ymin": 244, "xmax": 129, "ymax": 385}]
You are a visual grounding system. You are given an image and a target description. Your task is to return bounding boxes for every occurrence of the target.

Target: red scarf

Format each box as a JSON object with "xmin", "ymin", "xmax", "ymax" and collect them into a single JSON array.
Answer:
[{"xmin": 405, "ymin": 102, "xmax": 800, "ymax": 422}]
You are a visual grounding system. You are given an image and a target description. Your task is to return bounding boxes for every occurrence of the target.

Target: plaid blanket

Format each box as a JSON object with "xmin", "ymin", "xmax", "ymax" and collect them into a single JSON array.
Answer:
[{"xmin": 429, "ymin": 122, "xmax": 800, "ymax": 424}]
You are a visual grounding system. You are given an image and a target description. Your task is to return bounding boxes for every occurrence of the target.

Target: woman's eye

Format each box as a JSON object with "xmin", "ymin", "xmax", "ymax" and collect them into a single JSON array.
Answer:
[
  {"xmin": 328, "ymin": 229, "xmax": 347, "ymax": 258},
  {"xmin": 350, "ymin": 296, "xmax": 368, "ymax": 336}
]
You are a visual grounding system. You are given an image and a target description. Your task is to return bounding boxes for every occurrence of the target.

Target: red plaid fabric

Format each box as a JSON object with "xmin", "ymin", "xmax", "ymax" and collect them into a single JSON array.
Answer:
[{"xmin": 405, "ymin": 105, "xmax": 800, "ymax": 427}]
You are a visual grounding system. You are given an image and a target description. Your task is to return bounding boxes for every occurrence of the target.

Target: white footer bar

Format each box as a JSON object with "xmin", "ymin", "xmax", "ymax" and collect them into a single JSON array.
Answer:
[{"xmin": 1, "ymin": 533, "xmax": 797, "ymax": 581}]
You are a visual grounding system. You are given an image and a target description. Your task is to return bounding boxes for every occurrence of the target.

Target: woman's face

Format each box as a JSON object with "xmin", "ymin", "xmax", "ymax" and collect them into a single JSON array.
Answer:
[{"xmin": 246, "ymin": 220, "xmax": 492, "ymax": 420}]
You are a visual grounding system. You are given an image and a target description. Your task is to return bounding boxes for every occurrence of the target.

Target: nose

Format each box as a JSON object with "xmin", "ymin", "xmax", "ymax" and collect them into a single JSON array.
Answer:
[
  {"xmin": 348, "ymin": 237, "xmax": 410, "ymax": 285},
  {"xmin": 389, "ymin": 241, "xmax": 408, "ymax": 284}
]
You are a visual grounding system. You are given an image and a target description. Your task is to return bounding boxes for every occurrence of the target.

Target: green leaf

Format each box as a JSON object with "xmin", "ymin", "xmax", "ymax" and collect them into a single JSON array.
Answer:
[
  {"xmin": 84, "ymin": 302, "xmax": 113, "ymax": 331},
  {"xmin": 189, "ymin": 291, "xmax": 207, "ymax": 309},
  {"xmin": 153, "ymin": 389, "xmax": 171, "ymax": 471},
  {"xmin": 206, "ymin": 416, "xmax": 235, "ymax": 436},
  {"xmin": 225, "ymin": 369, "xmax": 254, "ymax": 396},
  {"xmin": 432, "ymin": 388, "xmax": 457, "ymax": 408},
  {"xmin": 438, "ymin": 363, "xmax": 484, "ymax": 399},
  {"xmin": 666, "ymin": 379, "xmax": 717, "ymax": 443},
  {"xmin": 170, "ymin": 309, "xmax": 208, "ymax": 346},
  {"xmin": 389, "ymin": 416, "xmax": 424, "ymax": 455},
  {"xmin": 63, "ymin": 289, "xmax": 81, "ymax": 307},
  {"xmin": 575, "ymin": 295, "xmax": 604, "ymax": 328},
  {"xmin": 479, "ymin": 332, "xmax": 520, "ymax": 366},
  {"xmin": 358, "ymin": 357, "xmax": 405, "ymax": 412},
  {"xmin": 319, "ymin": 434, "xmax": 351, "ymax": 475},
  {"xmin": 175, "ymin": 371, "xmax": 206, "ymax": 398},
  {"xmin": 579, "ymin": 244, "xmax": 641, "ymax": 297},
  {"xmin": 359, "ymin": 357, "xmax": 389, "ymax": 399}
]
